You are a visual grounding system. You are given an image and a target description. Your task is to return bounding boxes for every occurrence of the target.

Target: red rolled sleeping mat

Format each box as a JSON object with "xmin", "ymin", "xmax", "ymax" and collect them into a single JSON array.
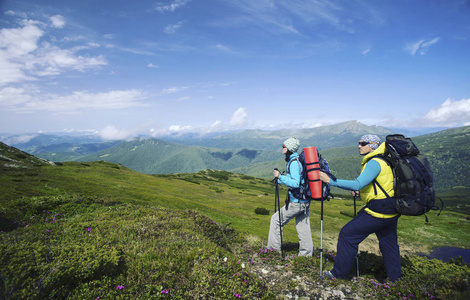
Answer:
[{"xmin": 303, "ymin": 146, "xmax": 323, "ymax": 201}]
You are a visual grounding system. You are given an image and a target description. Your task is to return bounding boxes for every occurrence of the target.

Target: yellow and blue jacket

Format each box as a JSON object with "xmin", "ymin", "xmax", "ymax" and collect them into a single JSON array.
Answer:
[{"xmin": 329, "ymin": 143, "xmax": 398, "ymax": 218}]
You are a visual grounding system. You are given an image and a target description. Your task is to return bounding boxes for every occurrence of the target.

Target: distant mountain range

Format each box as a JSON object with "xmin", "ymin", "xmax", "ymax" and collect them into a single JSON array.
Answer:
[
  {"xmin": 2, "ymin": 121, "xmax": 469, "ymax": 193},
  {"xmin": 162, "ymin": 121, "xmax": 396, "ymax": 151},
  {"xmin": 3, "ymin": 121, "xmax": 392, "ymax": 173}
]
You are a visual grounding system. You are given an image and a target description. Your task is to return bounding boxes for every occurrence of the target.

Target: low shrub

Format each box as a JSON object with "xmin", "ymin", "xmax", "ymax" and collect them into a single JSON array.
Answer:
[
  {"xmin": 254, "ymin": 207, "xmax": 270, "ymax": 215},
  {"xmin": 0, "ymin": 195, "xmax": 275, "ymax": 299}
]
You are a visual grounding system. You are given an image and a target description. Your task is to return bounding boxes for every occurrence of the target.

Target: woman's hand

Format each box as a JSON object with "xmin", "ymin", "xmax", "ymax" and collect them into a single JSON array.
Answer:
[
  {"xmin": 350, "ymin": 190, "xmax": 360, "ymax": 197},
  {"xmin": 273, "ymin": 169, "xmax": 281, "ymax": 178}
]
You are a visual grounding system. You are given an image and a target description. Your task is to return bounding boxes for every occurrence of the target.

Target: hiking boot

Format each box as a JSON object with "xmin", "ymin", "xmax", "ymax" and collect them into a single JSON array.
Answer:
[{"xmin": 323, "ymin": 270, "xmax": 336, "ymax": 279}]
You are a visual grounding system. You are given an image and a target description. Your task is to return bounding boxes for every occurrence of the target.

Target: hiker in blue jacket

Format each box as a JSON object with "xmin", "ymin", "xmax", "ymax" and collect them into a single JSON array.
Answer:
[
  {"xmin": 319, "ymin": 134, "xmax": 401, "ymax": 282},
  {"xmin": 267, "ymin": 137, "xmax": 314, "ymax": 257}
]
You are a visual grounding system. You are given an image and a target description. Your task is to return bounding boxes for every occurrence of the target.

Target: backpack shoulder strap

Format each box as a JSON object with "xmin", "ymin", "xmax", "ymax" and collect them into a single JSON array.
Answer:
[
  {"xmin": 373, "ymin": 154, "xmax": 391, "ymax": 166},
  {"xmin": 287, "ymin": 157, "xmax": 302, "ymax": 175},
  {"xmin": 370, "ymin": 154, "xmax": 392, "ymax": 199},
  {"xmin": 373, "ymin": 179, "xmax": 391, "ymax": 199}
]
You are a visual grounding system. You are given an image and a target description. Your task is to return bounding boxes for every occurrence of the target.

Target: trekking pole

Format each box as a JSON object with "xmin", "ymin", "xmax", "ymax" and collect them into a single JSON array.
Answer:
[
  {"xmin": 320, "ymin": 191, "xmax": 324, "ymax": 277},
  {"xmin": 353, "ymin": 193, "xmax": 359, "ymax": 277},
  {"xmin": 274, "ymin": 170, "xmax": 285, "ymax": 260}
]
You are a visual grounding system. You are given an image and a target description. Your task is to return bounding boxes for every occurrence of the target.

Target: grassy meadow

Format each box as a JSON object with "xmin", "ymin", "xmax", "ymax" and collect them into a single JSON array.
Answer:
[{"xmin": 1, "ymin": 160, "xmax": 470, "ymax": 299}]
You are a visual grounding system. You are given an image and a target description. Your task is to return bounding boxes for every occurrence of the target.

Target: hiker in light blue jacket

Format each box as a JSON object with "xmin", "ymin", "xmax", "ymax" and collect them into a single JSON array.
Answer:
[{"xmin": 267, "ymin": 137, "xmax": 314, "ymax": 257}]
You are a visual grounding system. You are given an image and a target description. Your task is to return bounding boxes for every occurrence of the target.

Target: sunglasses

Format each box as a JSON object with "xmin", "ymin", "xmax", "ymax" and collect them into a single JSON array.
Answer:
[
  {"xmin": 358, "ymin": 141, "xmax": 370, "ymax": 146},
  {"xmin": 282, "ymin": 145, "xmax": 287, "ymax": 148}
]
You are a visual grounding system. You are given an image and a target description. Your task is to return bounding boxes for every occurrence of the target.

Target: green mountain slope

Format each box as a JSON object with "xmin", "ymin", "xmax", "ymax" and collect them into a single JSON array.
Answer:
[
  {"xmin": 5, "ymin": 124, "xmax": 470, "ymax": 203},
  {"xmin": 412, "ymin": 126, "xmax": 470, "ymax": 190},
  {"xmin": 77, "ymin": 138, "xmax": 279, "ymax": 174},
  {"xmin": 0, "ymin": 141, "xmax": 54, "ymax": 169}
]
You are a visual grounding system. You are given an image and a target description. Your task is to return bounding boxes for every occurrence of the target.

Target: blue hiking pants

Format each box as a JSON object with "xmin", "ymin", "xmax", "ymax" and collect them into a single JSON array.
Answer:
[{"xmin": 330, "ymin": 209, "xmax": 401, "ymax": 282}]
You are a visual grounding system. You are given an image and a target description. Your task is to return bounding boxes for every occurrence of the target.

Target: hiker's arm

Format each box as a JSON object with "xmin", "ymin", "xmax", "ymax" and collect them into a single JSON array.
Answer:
[
  {"xmin": 278, "ymin": 160, "xmax": 301, "ymax": 188},
  {"xmin": 321, "ymin": 160, "xmax": 381, "ymax": 191}
]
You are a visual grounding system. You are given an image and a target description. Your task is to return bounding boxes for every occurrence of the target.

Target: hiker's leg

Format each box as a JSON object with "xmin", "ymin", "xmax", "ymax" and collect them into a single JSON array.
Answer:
[
  {"xmin": 294, "ymin": 202, "xmax": 314, "ymax": 256},
  {"xmin": 376, "ymin": 216, "xmax": 401, "ymax": 282},
  {"xmin": 332, "ymin": 210, "xmax": 374, "ymax": 279},
  {"xmin": 267, "ymin": 205, "xmax": 296, "ymax": 251}
]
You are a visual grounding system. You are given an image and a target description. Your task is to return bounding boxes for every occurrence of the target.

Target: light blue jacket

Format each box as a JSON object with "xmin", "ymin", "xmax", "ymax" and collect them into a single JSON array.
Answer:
[{"xmin": 278, "ymin": 152, "xmax": 306, "ymax": 203}]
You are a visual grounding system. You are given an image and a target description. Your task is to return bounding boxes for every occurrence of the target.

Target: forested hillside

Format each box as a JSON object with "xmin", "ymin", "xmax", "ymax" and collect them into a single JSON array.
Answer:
[
  {"xmin": 412, "ymin": 126, "xmax": 470, "ymax": 191},
  {"xmin": 77, "ymin": 138, "xmax": 279, "ymax": 174}
]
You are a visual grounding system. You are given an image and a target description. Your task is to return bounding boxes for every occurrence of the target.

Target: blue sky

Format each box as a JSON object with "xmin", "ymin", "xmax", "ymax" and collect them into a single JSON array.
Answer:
[{"xmin": 1, "ymin": 0, "xmax": 469, "ymax": 140}]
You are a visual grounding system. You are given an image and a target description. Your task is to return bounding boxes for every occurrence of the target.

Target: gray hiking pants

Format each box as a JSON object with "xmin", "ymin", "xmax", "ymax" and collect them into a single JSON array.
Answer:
[{"xmin": 267, "ymin": 202, "xmax": 314, "ymax": 257}]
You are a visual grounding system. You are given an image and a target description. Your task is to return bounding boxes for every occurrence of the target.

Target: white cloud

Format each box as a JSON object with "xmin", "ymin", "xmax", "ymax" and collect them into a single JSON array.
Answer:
[
  {"xmin": 210, "ymin": 120, "xmax": 223, "ymax": 131},
  {"xmin": 169, "ymin": 124, "xmax": 193, "ymax": 132},
  {"xmin": 160, "ymin": 86, "xmax": 189, "ymax": 94},
  {"xmin": 115, "ymin": 46, "xmax": 155, "ymax": 56},
  {"xmin": 148, "ymin": 124, "xmax": 200, "ymax": 137},
  {"xmin": 2, "ymin": 134, "xmax": 38, "ymax": 145},
  {"xmin": 32, "ymin": 45, "xmax": 106, "ymax": 76},
  {"xmin": 164, "ymin": 22, "xmax": 183, "ymax": 34},
  {"xmin": 422, "ymin": 98, "xmax": 470, "ymax": 126},
  {"xmin": 406, "ymin": 37, "xmax": 440, "ymax": 55},
  {"xmin": 215, "ymin": 44, "xmax": 233, "ymax": 53},
  {"xmin": 0, "ymin": 23, "xmax": 43, "ymax": 57},
  {"xmin": 87, "ymin": 42, "xmax": 100, "ymax": 48},
  {"xmin": 97, "ymin": 125, "xmax": 140, "ymax": 140},
  {"xmin": 0, "ymin": 56, "xmax": 34, "ymax": 84},
  {"xmin": 50, "ymin": 15, "xmax": 65, "ymax": 28},
  {"xmin": 155, "ymin": 0, "xmax": 191, "ymax": 13},
  {"xmin": 220, "ymin": 0, "xmax": 365, "ymax": 36},
  {"xmin": 147, "ymin": 63, "xmax": 160, "ymax": 68},
  {"xmin": 0, "ymin": 86, "xmax": 33, "ymax": 107},
  {"xmin": 5, "ymin": 10, "xmax": 28, "ymax": 18},
  {"xmin": 0, "ymin": 19, "xmax": 107, "ymax": 85},
  {"xmin": 176, "ymin": 96, "xmax": 190, "ymax": 102},
  {"xmin": 0, "ymin": 87, "xmax": 147, "ymax": 113},
  {"xmin": 229, "ymin": 107, "xmax": 248, "ymax": 127}
]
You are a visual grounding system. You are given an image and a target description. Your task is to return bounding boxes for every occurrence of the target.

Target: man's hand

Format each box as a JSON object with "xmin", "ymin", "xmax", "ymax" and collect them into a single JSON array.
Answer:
[{"xmin": 319, "ymin": 171, "xmax": 330, "ymax": 183}]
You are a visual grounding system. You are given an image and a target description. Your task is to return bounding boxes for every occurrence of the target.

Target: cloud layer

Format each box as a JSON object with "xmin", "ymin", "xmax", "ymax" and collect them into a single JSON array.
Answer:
[
  {"xmin": 0, "ymin": 16, "xmax": 106, "ymax": 85},
  {"xmin": 423, "ymin": 98, "xmax": 470, "ymax": 126}
]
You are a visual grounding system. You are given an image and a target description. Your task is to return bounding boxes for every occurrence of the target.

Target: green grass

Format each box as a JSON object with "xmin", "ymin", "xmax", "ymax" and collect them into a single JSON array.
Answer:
[
  {"xmin": 2, "ymin": 161, "xmax": 469, "ymax": 253},
  {"xmin": 2, "ymin": 195, "xmax": 469, "ymax": 299},
  {"xmin": 1, "ymin": 195, "xmax": 273, "ymax": 299},
  {"xmin": 1, "ymin": 161, "xmax": 470, "ymax": 299}
]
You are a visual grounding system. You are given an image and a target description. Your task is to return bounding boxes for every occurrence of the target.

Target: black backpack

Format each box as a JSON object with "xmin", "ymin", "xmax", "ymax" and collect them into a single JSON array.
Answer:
[
  {"xmin": 288, "ymin": 149, "xmax": 334, "ymax": 202},
  {"xmin": 375, "ymin": 134, "xmax": 443, "ymax": 221}
]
